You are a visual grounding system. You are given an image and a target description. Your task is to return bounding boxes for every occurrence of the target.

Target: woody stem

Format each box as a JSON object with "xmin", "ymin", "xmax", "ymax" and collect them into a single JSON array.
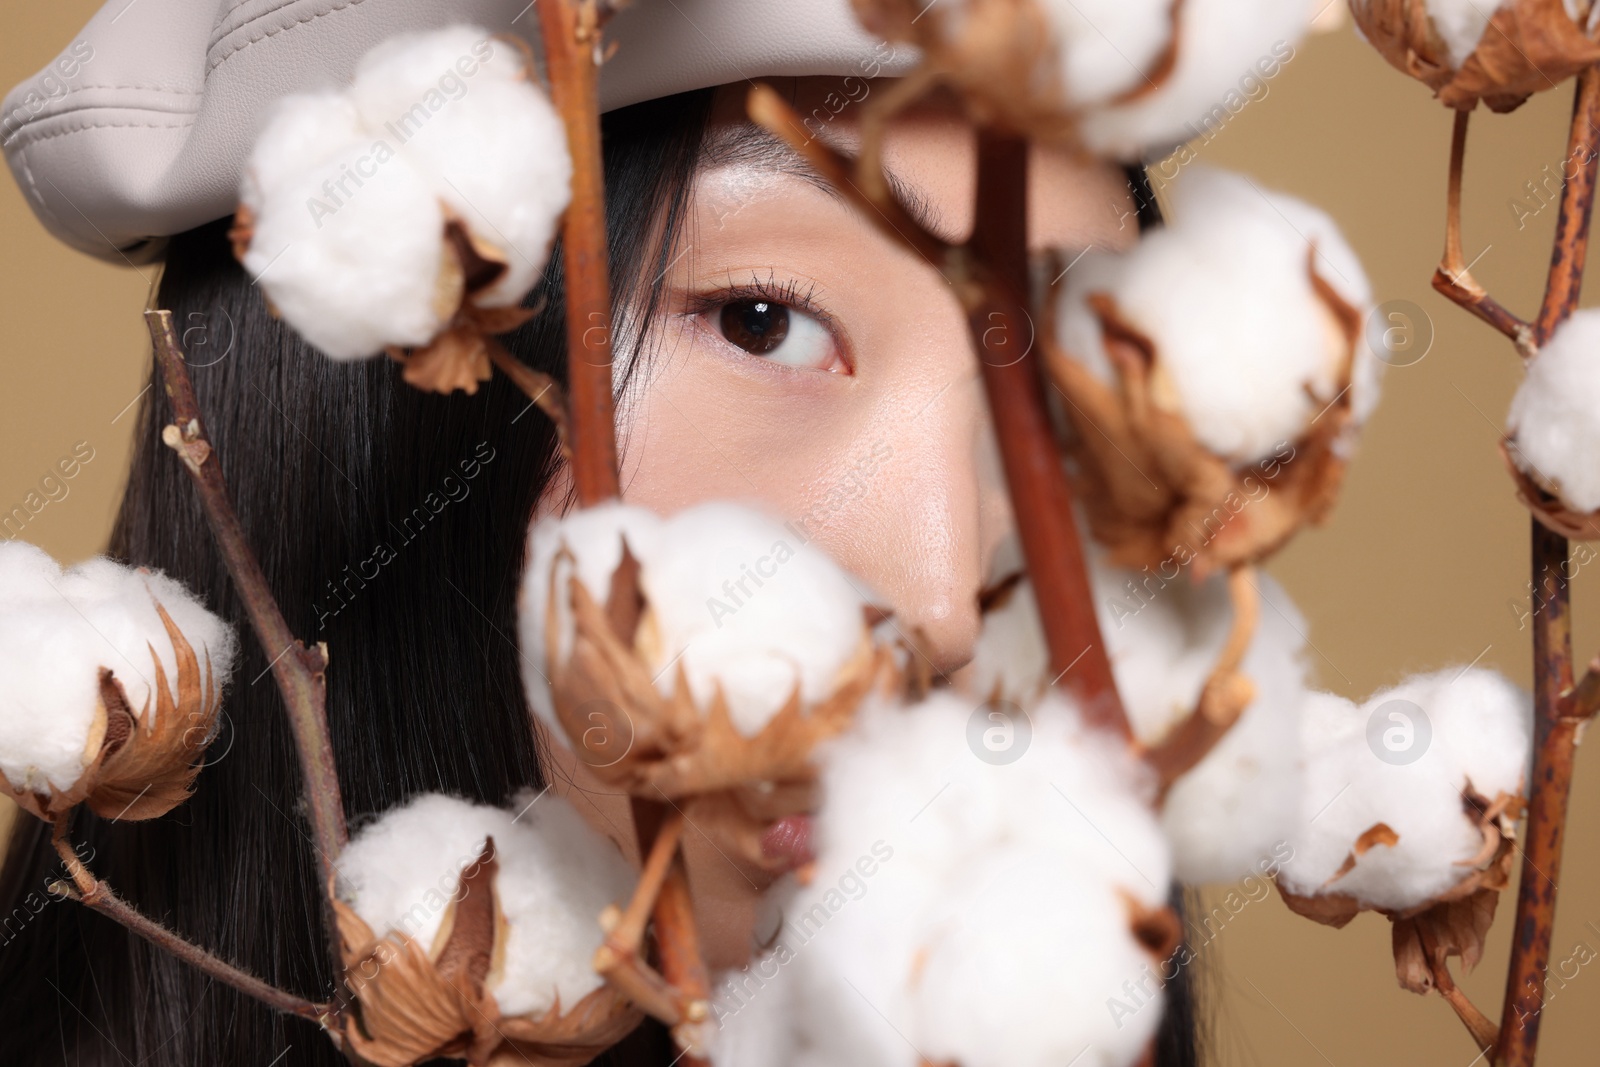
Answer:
[
  {"xmin": 965, "ymin": 130, "xmax": 1131, "ymax": 740},
  {"xmin": 49, "ymin": 818, "xmax": 330, "ymax": 1023},
  {"xmin": 1494, "ymin": 66, "xmax": 1600, "ymax": 1067},
  {"xmin": 537, "ymin": 0, "xmax": 621, "ymax": 505},
  {"xmin": 145, "ymin": 310, "xmax": 349, "ymax": 1007},
  {"xmin": 1432, "ymin": 109, "xmax": 1533, "ymax": 352},
  {"xmin": 630, "ymin": 798, "xmax": 712, "ymax": 1064}
]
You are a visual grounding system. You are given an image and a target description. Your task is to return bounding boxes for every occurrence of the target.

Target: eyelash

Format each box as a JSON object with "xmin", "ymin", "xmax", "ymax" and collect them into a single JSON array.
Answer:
[{"xmin": 684, "ymin": 272, "xmax": 827, "ymax": 321}]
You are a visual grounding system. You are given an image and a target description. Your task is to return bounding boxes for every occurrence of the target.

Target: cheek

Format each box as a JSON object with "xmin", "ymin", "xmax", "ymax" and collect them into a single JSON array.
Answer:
[{"xmin": 619, "ymin": 282, "xmax": 1000, "ymax": 676}]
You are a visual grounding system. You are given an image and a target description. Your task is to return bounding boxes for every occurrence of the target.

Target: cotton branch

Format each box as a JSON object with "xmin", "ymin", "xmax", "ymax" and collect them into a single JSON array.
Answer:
[
  {"xmin": 746, "ymin": 85, "xmax": 955, "ymax": 272},
  {"xmin": 1491, "ymin": 66, "xmax": 1600, "ymax": 1067},
  {"xmin": 1142, "ymin": 567, "xmax": 1260, "ymax": 796},
  {"xmin": 50, "ymin": 817, "xmax": 331, "ymax": 1025},
  {"xmin": 593, "ymin": 805, "xmax": 712, "ymax": 1063},
  {"xmin": 1432, "ymin": 110, "xmax": 1535, "ymax": 356},
  {"xmin": 1565, "ymin": 655, "xmax": 1600, "ymax": 720},
  {"xmin": 146, "ymin": 312, "xmax": 348, "ymax": 962},
  {"xmin": 538, "ymin": 0, "xmax": 622, "ymax": 506},
  {"xmin": 748, "ymin": 85, "xmax": 1132, "ymax": 740},
  {"xmin": 537, "ymin": 5, "xmax": 712, "ymax": 1057}
]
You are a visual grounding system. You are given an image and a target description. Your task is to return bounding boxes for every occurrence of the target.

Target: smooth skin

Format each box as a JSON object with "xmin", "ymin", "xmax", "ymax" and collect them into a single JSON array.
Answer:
[{"xmin": 540, "ymin": 77, "xmax": 1134, "ymax": 969}]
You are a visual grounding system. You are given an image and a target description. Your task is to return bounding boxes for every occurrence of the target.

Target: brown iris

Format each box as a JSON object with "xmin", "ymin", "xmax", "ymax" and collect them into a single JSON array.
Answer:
[{"xmin": 719, "ymin": 300, "xmax": 791, "ymax": 355}]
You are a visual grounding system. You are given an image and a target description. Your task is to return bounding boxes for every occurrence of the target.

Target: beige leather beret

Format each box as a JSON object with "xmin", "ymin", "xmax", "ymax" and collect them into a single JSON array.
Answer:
[{"xmin": 2, "ymin": 0, "xmax": 915, "ymax": 261}]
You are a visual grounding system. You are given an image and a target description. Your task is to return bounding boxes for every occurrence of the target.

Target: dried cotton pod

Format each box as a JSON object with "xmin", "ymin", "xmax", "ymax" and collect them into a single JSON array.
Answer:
[
  {"xmin": 1350, "ymin": 0, "xmax": 1600, "ymax": 113},
  {"xmin": 334, "ymin": 793, "xmax": 641, "ymax": 1067},
  {"xmin": 234, "ymin": 25, "xmax": 570, "ymax": 391},
  {"xmin": 0, "ymin": 543, "xmax": 237, "ymax": 822},
  {"xmin": 1504, "ymin": 308, "xmax": 1600, "ymax": 539},
  {"xmin": 1278, "ymin": 672, "xmax": 1530, "ymax": 999},
  {"xmin": 712, "ymin": 692, "xmax": 1178, "ymax": 1067},
  {"xmin": 851, "ymin": 0, "xmax": 1313, "ymax": 157},
  {"xmin": 1050, "ymin": 166, "xmax": 1375, "ymax": 576},
  {"xmin": 517, "ymin": 502, "xmax": 896, "ymax": 870}
]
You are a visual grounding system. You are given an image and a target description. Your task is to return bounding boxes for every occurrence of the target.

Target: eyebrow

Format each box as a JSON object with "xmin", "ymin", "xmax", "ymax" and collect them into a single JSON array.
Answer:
[{"xmin": 700, "ymin": 122, "xmax": 948, "ymax": 241}]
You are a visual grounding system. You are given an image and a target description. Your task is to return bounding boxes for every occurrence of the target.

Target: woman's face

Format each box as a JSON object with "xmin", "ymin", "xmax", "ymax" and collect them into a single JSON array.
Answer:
[
  {"xmin": 622, "ymin": 80, "xmax": 1132, "ymax": 674},
  {"xmin": 547, "ymin": 78, "xmax": 1134, "ymax": 967}
]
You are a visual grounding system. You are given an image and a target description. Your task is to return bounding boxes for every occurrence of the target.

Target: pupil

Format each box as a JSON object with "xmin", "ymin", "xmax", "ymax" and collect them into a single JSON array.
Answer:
[{"xmin": 721, "ymin": 300, "xmax": 791, "ymax": 355}]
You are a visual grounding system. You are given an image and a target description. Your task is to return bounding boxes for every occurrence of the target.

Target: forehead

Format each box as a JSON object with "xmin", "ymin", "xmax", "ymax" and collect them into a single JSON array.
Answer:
[{"xmin": 701, "ymin": 77, "xmax": 1136, "ymax": 250}]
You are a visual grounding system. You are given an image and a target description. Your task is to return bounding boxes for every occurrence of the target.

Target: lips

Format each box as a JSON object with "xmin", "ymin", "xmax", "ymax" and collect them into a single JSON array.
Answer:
[{"xmin": 760, "ymin": 813, "xmax": 814, "ymax": 870}]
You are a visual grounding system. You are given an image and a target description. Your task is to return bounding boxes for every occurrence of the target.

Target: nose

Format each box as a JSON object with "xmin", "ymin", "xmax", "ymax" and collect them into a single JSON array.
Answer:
[{"xmin": 820, "ymin": 362, "xmax": 1016, "ymax": 681}]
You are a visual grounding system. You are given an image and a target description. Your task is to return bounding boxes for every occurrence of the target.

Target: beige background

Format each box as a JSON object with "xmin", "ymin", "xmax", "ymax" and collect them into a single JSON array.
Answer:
[{"xmin": 4, "ymin": 5, "xmax": 1599, "ymax": 1064}]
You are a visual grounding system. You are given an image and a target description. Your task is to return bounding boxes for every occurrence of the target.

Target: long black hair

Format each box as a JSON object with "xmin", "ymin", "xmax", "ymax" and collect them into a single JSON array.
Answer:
[{"xmin": 0, "ymin": 86, "xmax": 1199, "ymax": 1066}]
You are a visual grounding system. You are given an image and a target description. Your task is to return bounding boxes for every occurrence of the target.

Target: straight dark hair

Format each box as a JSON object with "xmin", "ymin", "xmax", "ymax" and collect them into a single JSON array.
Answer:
[{"xmin": 0, "ymin": 85, "xmax": 1198, "ymax": 1067}]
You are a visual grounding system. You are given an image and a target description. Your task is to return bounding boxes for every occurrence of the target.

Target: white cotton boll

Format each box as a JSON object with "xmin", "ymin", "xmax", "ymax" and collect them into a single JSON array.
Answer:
[
  {"xmin": 349, "ymin": 25, "xmax": 522, "ymax": 113},
  {"xmin": 337, "ymin": 792, "xmax": 635, "ymax": 1017},
  {"xmin": 1057, "ymin": 166, "xmax": 1374, "ymax": 464},
  {"xmin": 641, "ymin": 502, "xmax": 870, "ymax": 736},
  {"xmin": 1282, "ymin": 670, "xmax": 1531, "ymax": 912},
  {"xmin": 1425, "ymin": 0, "xmax": 1502, "ymax": 68},
  {"xmin": 709, "ymin": 950, "xmax": 801, "ymax": 1067},
  {"xmin": 243, "ymin": 149, "xmax": 447, "ymax": 360},
  {"xmin": 517, "ymin": 502, "xmax": 665, "ymax": 729},
  {"xmin": 814, "ymin": 692, "xmax": 1167, "ymax": 905},
  {"xmin": 1092, "ymin": 560, "xmax": 1312, "ymax": 884},
  {"xmin": 240, "ymin": 25, "xmax": 572, "ymax": 360},
  {"xmin": 337, "ymin": 793, "xmax": 515, "ymax": 952},
  {"xmin": 963, "ymin": 537, "xmax": 1310, "ymax": 883},
  {"xmin": 0, "ymin": 543, "xmax": 237, "ymax": 795},
  {"xmin": 783, "ymin": 691, "xmax": 1169, "ymax": 1067},
  {"xmin": 915, "ymin": 852, "xmax": 1164, "ymax": 1067},
  {"xmin": 492, "ymin": 790, "xmax": 637, "ymax": 1017},
  {"xmin": 1080, "ymin": 0, "xmax": 1313, "ymax": 159},
  {"xmin": 351, "ymin": 29, "xmax": 571, "ymax": 307},
  {"xmin": 964, "ymin": 575, "xmax": 1050, "ymax": 705},
  {"xmin": 1508, "ymin": 309, "xmax": 1600, "ymax": 512},
  {"xmin": 1037, "ymin": 1, "xmax": 1175, "ymax": 105},
  {"xmin": 240, "ymin": 92, "xmax": 367, "ymax": 212}
]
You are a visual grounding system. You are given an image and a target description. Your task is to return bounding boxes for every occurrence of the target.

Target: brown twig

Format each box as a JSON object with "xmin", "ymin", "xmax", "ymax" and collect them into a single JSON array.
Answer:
[
  {"xmin": 50, "ymin": 817, "xmax": 330, "ymax": 1024},
  {"xmin": 537, "ymin": 5, "xmax": 714, "ymax": 1053},
  {"xmin": 1142, "ymin": 567, "xmax": 1260, "ymax": 795},
  {"xmin": 145, "ymin": 311, "xmax": 348, "ymax": 984},
  {"xmin": 966, "ymin": 130, "xmax": 1130, "ymax": 738},
  {"xmin": 652, "ymin": 862, "xmax": 712, "ymax": 1061},
  {"xmin": 747, "ymin": 84, "xmax": 955, "ymax": 274},
  {"xmin": 594, "ymin": 808, "xmax": 696, "ymax": 1026},
  {"xmin": 593, "ymin": 801, "xmax": 711, "ymax": 1063},
  {"xmin": 1534, "ymin": 71, "xmax": 1600, "ymax": 347},
  {"xmin": 1493, "ymin": 67, "xmax": 1600, "ymax": 1067},
  {"xmin": 538, "ymin": 0, "xmax": 621, "ymax": 506},
  {"xmin": 1432, "ymin": 110, "xmax": 1534, "ymax": 355},
  {"xmin": 1565, "ymin": 655, "xmax": 1600, "ymax": 720},
  {"xmin": 486, "ymin": 341, "xmax": 572, "ymax": 463},
  {"xmin": 1420, "ymin": 921, "xmax": 1499, "ymax": 1056}
]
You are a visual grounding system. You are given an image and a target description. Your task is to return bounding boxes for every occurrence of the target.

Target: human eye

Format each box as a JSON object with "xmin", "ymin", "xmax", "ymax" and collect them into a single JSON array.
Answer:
[{"xmin": 689, "ymin": 274, "xmax": 849, "ymax": 374}]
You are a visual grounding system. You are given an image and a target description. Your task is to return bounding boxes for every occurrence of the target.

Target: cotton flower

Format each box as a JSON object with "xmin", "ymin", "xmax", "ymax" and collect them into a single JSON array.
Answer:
[
  {"xmin": 1077, "ymin": 0, "xmax": 1316, "ymax": 158},
  {"xmin": 1051, "ymin": 165, "xmax": 1375, "ymax": 574},
  {"xmin": 1505, "ymin": 308, "xmax": 1600, "ymax": 538},
  {"xmin": 963, "ymin": 540, "xmax": 1311, "ymax": 883},
  {"xmin": 1350, "ymin": 0, "xmax": 1600, "ymax": 113},
  {"xmin": 517, "ymin": 501, "xmax": 895, "ymax": 869},
  {"xmin": 709, "ymin": 692, "xmax": 1177, "ymax": 1067},
  {"xmin": 1278, "ymin": 671, "xmax": 1528, "ymax": 995},
  {"xmin": 0, "ymin": 542, "xmax": 237, "ymax": 822},
  {"xmin": 235, "ymin": 25, "xmax": 570, "ymax": 390},
  {"xmin": 334, "ymin": 792, "xmax": 640, "ymax": 1067},
  {"xmin": 1280, "ymin": 669, "xmax": 1529, "ymax": 915},
  {"xmin": 851, "ymin": 0, "xmax": 1312, "ymax": 158}
]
